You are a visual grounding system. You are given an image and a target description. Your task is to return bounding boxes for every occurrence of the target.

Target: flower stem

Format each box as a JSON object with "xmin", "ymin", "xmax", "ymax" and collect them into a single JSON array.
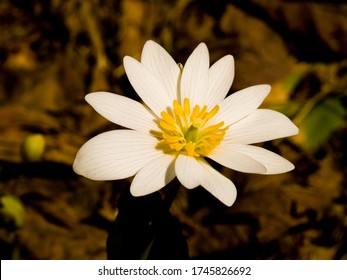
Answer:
[{"xmin": 162, "ymin": 178, "xmax": 181, "ymax": 210}]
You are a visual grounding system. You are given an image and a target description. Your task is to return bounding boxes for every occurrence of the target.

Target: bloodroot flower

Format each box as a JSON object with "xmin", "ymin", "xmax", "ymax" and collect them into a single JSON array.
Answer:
[{"xmin": 73, "ymin": 40, "xmax": 299, "ymax": 206}]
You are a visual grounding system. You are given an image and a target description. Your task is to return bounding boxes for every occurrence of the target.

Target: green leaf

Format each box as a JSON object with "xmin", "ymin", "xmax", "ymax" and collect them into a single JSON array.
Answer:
[
  {"xmin": 283, "ymin": 71, "xmax": 306, "ymax": 94},
  {"xmin": 300, "ymin": 98, "xmax": 346, "ymax": 152},
  {"xmin": 270, "ymin": 101, "xmax": 301, "ymax": 118}
]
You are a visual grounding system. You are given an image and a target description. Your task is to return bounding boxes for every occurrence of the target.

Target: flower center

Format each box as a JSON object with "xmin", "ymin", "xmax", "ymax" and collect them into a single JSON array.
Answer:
[{"xmin": 157, "ymin": 98, "xmax": 229, "ymax": 157}]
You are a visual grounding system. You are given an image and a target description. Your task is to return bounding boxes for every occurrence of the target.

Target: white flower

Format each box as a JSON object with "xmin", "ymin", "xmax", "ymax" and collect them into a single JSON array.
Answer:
[{"xmin": 73, "ymin": 40, "xmax": 299, "ymax": 206}]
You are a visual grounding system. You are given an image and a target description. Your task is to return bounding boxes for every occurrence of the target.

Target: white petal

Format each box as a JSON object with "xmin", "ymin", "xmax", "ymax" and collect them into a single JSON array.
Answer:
[
  {"xmin": 211, "ymin": 84, "xmax": 271, "ymax": 126},
  {"xmin": 175, "ymin": 154, "xmax": 203, "ymax": 189},
  {"xmin": 175, "ymin": 155, "xmax": 237, "ymax": 206},
  {"xmin": 226, "ymin": 109, "xmax": 299, "ymax": 144},
  {"xmin": 123, "ymin": 56, "xmax": 172, "ymax": 117},
  {"xmin": 85, "ymin": 92, "xmax": 158, "ymax": 134},
  {"xmin": 206, "ymin": 55, "xmax": 234, "ymax": 108},
  {"xmin": 130, "ymin": 154, "xmax": 176, "ymax": 196},
  {"xmin": 200, "ymin": 160, "xmax": 237, "ymax": 207},
  {"xmin": 180, "ymin": 43, "xmax": 209, "ymax": 106},
  {"xmin": 73, "ymin": 130, "xmax": 161, "ymax": 180},
  {"xmin": 226, "ymin": 143, "xmax": 295, "ymax": 174},
  {"xmin": 208, "ymin": 142, "xmax": 267, "ymax": 174},
  {"xmin": 141, "ymin": 40, "xmax": 180, "ymax": 101}
]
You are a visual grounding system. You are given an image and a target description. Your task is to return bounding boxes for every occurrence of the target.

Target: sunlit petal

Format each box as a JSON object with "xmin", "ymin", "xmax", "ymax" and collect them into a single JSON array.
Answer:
[
  {"xmin": 226, "ymin": 143, "xmax": 295, "ymax": 174},
  {"xmin": 141, "ymin": 40, "xmax": 181, "ymax": 101},
  {"xmin": 85, "ymin": 92, "xmax": 158, "ymax": 134},
  {"xmin": 210, "ymin": 84, "xmax": 270, "ymax": 126},
  {"xmin": 200, "ymin": 160, "xmax": 237, "ymax": 207},
  {"xmin": 225, "ymin": 109, "xmax": 299, "ymax": 144},
  {"xmin": 175, "ymin": 154, "xmax": 203, "ymax": 189},
  {"xmin": 180, "ymin": 43, "xmax": 209, "ymax": 106},
  {"xmin": 73, "ymin": 130, "xmax": 161, "ymax": 180},
  {"xmin": 130, "ymin": 154, "xmax": 176, "ymax": 196},
  {"xmin": 208, "ymin": 142, "xmax": 267, "ymax": 174},
  {"xmin": 123, "ymin": 56, "xmax": 171, "ymax": 117},
  {"xmin": 205, "ymin": 55, "xmax": 234, "ymax": 108}
]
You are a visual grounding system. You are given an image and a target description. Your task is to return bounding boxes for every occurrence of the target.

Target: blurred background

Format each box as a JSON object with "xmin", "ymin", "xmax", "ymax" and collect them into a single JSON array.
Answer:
[{"xmin": 0, "ymin": 0, "xmax": 347, "ymax": 260}]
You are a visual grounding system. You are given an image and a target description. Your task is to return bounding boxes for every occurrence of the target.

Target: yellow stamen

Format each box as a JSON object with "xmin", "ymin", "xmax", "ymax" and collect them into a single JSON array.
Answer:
[
  {"xmin": 185, "ymin": 142, "xmax": 200, "ymax": 157},
  {"xmin": 161, "ymin": 111, "xmax": 175, "ymax": 124},
  {"xmin": 157, "ymin": 98, "xmax": 229, "ymax": 157},
  {"xmin": 183, "ymin": 98, "xmax": 190, "ymax": 117},
  {"xmin": 159, "ymin": 120, "xmax": 176, "ymax": 132}
]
